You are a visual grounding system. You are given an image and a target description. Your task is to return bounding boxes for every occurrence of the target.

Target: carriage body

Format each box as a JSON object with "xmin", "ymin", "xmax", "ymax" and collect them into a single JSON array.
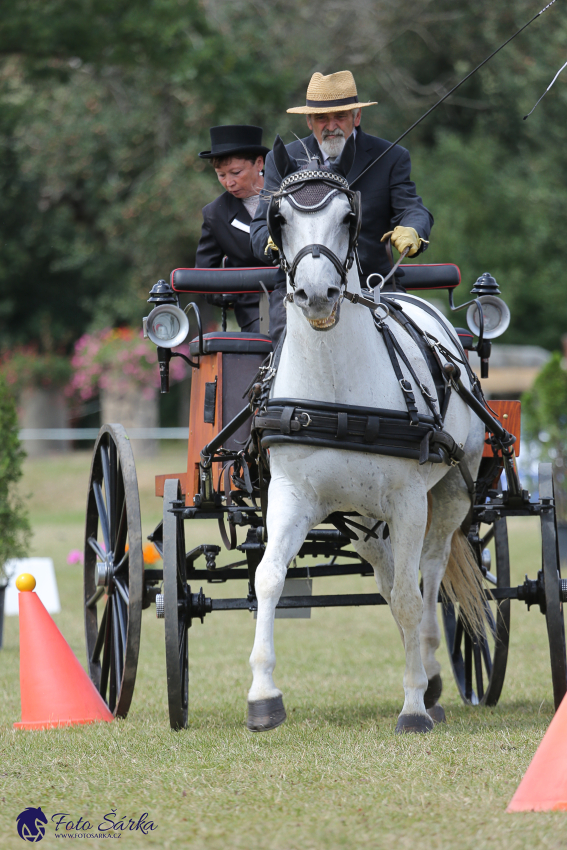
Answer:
[{"xmin": 82, "ymin": 263, "xmax": 566, "ymax": 729}]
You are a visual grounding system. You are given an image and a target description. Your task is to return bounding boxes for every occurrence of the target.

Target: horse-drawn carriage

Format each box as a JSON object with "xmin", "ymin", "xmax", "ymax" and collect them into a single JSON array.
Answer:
[{"xmin": 83, "ymin": 161, "xmax": 567, "ymax": 733}]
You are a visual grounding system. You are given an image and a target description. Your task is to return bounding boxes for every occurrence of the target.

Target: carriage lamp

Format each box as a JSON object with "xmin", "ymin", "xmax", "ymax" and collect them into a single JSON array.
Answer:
[
  {"xmin": 145, "ymin": 304, "xmax": 190, "ymax": 349},
  {"xmin": 465, "ymin": 273, "xmax": 511, "ymax": 340}
]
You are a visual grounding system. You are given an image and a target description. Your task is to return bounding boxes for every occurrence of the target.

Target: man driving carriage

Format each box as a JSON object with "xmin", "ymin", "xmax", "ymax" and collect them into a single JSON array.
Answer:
[
  {"xmin": 196, "ymin": 124, "xmax": 275, "ymax": 332},
  {"xmin": 250, "ymin": 70, "xmax": 434, "ymax": 341}
]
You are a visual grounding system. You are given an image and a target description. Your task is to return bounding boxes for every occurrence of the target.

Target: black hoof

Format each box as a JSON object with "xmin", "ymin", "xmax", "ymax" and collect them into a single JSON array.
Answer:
[
  {"xmin": 427, "ymin": 703, "xmax": 446, "ymax": 724},
  {"xmin": 395, "ymin": 713, "xmax": 434, "ymax": 734},
  {"xmin": 247, "ymin": 696, "xmax": 287, "ymax": 732},
  {"xmin": 424, "ymin": 674, "xmax": 443, "ymax": 709}
]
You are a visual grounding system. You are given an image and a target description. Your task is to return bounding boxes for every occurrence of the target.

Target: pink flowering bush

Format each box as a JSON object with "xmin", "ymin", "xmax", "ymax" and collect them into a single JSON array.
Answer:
[
  {"xmin": 1, "ymin": 347, "xmax": 72, "ymax": 390},
  {"xmin": 67, "ymin": 327, "xmax": 189, "ymax": 402}
]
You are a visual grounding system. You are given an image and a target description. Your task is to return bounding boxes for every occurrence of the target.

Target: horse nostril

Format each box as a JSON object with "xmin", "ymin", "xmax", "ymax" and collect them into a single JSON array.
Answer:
[
  {"xmin": 294, "ymin": 288, "xmax": 308, "ymax": 304},
  {"xmin": 327, "ymin": 286, "xmax": 341, "ymax": 300}
]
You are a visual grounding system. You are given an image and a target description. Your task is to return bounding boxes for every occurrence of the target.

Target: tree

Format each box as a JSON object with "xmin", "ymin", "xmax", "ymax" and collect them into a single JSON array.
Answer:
[{"xmin": 0, "ymin": 372, "xmax": 29, "ymax": 578}]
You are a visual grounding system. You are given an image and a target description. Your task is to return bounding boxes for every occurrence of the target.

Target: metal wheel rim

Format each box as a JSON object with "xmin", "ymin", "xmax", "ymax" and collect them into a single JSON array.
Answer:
[
  {"xmin": 442, "ymin": 516, "xmax": 511, "ymax": 707},
  {"xmin": 539, "ymin": 463, "xmax": 567, "ymax": 710},
  {"xmin": 163, "ymin": 478, "xmax": 189, "ymax": 730},
  {"xmin": 84, "ymin": 424, "xmax": 143, "ymax": 717}
]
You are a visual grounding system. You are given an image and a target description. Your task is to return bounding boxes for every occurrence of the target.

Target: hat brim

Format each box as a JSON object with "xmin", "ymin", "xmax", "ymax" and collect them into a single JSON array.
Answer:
[
  {"xmin": 199, "ymin": 145, "xmax": 270, "ymax": 160},
  {"xmin": 287, "ymin": 101, "xmax": 377, "ymax": 114}
]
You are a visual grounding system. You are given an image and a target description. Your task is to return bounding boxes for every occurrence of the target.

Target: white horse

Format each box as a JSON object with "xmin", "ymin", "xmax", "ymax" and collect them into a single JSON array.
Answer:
[{"xmin": 247, "ymin": 139, "xmax": 486, "ymax": 734}]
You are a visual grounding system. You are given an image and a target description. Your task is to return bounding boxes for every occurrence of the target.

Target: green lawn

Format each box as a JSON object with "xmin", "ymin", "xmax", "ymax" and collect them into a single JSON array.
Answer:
[{"xmin": 0, "ymin": 448, "xmax": 565, "ymax": 849}]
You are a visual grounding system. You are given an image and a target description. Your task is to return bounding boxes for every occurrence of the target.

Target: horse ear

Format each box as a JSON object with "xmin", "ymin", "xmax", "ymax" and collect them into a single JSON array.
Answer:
[
  {"xmin": 272, "ymin": 135, "xmax": 297, "ymax": 178},
  {"xmin": 333, "ymin": 133, "xmax": 356, "ymax": 178}
]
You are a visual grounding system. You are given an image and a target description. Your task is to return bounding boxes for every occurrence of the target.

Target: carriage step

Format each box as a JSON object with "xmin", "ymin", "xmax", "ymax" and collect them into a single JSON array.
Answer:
[{"xmin": 155, "ymin": 594, "xmax": 164, "ymax": 619}]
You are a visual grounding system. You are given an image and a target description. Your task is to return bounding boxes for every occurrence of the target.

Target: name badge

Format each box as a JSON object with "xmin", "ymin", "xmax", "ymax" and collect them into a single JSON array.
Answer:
[{"xmin": 231, "ymin": 218, "xmax": 251, "ymax": 234}]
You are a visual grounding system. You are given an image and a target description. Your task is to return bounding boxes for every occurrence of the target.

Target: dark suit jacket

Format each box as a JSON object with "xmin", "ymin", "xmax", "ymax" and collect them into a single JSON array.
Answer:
[
  {"xmin": 250, "ymin": 128, "xmax": 433, "ymax": 282},
  {"xmin": 195, "ymin": 191, "xmax": 272, "ymax": 331}
]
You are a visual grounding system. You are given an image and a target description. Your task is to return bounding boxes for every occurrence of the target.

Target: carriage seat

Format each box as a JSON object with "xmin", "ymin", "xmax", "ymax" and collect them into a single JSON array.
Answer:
[{"xmin": 189, "ymin": 331, "xmax": 273, "ymax": 356}]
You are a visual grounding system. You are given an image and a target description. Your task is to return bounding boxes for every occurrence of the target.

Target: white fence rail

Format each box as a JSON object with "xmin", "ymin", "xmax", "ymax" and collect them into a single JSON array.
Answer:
[{"xmin": 18, "ymin": 428, "xmax": 189, "ymax": 440}]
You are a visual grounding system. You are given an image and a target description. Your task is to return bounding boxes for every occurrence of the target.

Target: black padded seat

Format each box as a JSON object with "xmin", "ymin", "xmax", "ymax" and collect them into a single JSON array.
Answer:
[
  {"xmin": 172, "ymin": 267, "xmax": 282, "ymax": 294},
  {"xmin": 190, "ymin": 331, "xmax": 273, "ymax": 356},
  {"xmin": 455, "ymin": 328, "xmax": 474, "ymax": 350}
]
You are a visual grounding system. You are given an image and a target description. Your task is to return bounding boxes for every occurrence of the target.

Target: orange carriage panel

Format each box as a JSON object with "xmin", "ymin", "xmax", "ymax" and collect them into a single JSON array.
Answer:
[
  {"xmin": 482, "ymin": 400, "xmax": 521, "ymax": 457},
  {"xmin": 155, "ymin": 473, "xmax": 187, "ymax": 498},
  {"xmin": 186, "ymin": 352, "xmax": 222, "ymax": 504}
]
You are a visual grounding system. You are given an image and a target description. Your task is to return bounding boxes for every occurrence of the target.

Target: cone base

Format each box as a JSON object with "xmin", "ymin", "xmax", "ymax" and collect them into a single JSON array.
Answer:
[
  {"xmin": 14, "ymin": 716, "xmax": 113, "ymax": 730},
  {"xmin": 507, "ymin": 800, "xmax": 567, "ymax": 813}
]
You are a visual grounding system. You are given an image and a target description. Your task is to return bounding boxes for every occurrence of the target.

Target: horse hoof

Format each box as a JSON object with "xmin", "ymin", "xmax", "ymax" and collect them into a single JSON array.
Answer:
[
  {"xmin": 395, "ymin": 713, "xmax": 434, "ymax": 734},
  {"xmin": 247, "ymin": 696, "xmax": 287, "ymax": 732},
  {"xmin": 424, "ymin": 674, "xmax": 443, "ymax": 709},
  {"xmin": 427, "ymin": 703, "xmax": 446, "ymax": 724}
]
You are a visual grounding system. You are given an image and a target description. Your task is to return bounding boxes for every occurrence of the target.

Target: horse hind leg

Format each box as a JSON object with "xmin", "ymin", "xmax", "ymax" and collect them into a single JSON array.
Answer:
[
  {"xmin": 420, "ymin": 468, "xmax": 476, "ymax": 724},
  {"xmin": 247, "ymin": 484, "xmax": 323, "ymax": 733}
]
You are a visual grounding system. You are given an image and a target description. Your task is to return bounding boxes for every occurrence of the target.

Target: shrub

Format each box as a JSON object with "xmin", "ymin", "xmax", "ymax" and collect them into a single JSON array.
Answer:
[
  {"xmin": 522, "ymin": 351, "xmax": 567, "ymax": 517},
  {"xmin": 0, "ymin": 371, "xmax": 29, "ymax": 581},
  {"xmin": 67, "ymin": 327, "xmax": 188, "ymax": 403}
]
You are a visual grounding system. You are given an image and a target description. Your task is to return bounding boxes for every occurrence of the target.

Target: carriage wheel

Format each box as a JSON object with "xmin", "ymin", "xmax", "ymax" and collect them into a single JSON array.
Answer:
[
  {"xmin": 539, "ymin": 463, "xmax": 567, "ymax": 710},
  {"xmin": 84, "ymin": 425, "xmax": 143, "ymax": 717},
  {"xmin": 163, "ymin": 478, "xmax": 189, "ymax": 730},
  {"xmin": 442, "ymin": 516, "xmax": 511, "ymax": 706}
]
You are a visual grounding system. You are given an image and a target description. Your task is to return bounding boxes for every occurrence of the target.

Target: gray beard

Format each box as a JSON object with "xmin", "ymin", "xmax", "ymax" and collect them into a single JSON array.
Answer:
[{"xmin": 320, "ymin": 133, "xmax": 346, "ymax": 160}]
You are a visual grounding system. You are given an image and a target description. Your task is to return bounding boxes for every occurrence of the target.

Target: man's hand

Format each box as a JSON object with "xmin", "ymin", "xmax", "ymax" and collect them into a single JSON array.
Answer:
[
  {"xmin": 381, "ymin": 225, "xmax": 425, "ymax": 257},
  {"xmin": 265, "ymin": 236, "xmax": 279, "ymax": 256}
]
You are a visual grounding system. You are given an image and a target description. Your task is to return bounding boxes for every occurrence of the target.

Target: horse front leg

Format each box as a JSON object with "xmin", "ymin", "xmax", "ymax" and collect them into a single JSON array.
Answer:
[
  {"xmin": 247, "ymin": 479, "xmax": 322, "ymax": 732},
  {"xmin": 388, "ymin": 497, "xmax": 433, "ymax": 734}
]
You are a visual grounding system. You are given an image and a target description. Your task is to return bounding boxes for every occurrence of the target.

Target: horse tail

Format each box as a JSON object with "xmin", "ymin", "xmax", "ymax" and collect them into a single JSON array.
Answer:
[{"xmin": 441, "ymin": 529, "xmax": 489, "ymax": 639}]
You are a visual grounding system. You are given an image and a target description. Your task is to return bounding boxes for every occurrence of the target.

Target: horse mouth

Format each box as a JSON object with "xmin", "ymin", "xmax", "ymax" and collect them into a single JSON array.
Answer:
[{"xmin": 307, "ymin": 301, "xmax": 340, "ymax": 331}]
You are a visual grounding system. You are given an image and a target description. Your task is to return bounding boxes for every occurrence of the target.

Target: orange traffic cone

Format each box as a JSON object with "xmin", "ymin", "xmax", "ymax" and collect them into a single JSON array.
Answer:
[
  {"xmin": 507, "ymin": 693, "xmax": 567, "ymax": 811},
  {"xmin": 13, "ymin": 574, "xmax": 113, "ymax": 730}
]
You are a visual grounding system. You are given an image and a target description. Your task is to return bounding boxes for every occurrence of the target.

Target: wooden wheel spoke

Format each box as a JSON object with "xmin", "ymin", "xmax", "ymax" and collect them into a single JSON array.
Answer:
[
  {"xmin": 100, "ymin": 444, "xmax": 114, "ymax": 545},
  {"xmin": 452, "ymin": 614, "xmax": 464, "ymax": 662},
  {"xmin": 114, "ymin": 550, "xmax": 129, "ymax": 574},
  {"xmin": 92, "ymin": 600, "xmax": 109, "ymax": 663},
  {"xmin": 87, "ymin": 535, "xmax": 107, "ymax": 562},
  {"xmin": 114, "ymin": 577, "xmax": 130, "ymax": 607},
  {"xmin": 114, "ymin": 491, "xmax": 128, "ymax": 561},
  {"xmin": 111, "ymin": 596, "xmax": 123, "ymax": 696},
  {"xmin": 93, "ymin": 482, "xmax": 112, "ymax": 555},
  {"xmin": 86, "ymin": 587, "xmax": 105, "ymax": 609},
  {"xmin": 115, "ymin": 592, "xmax": 128, "ymax": 652},
  {"xmin": 464, "ymin": 631, "xmax": 474, "ymax": 702},
  {"xmin": 473, "ymin": 641, "xmax": 484, "ymax": 700},
  {"xmin": 100, "ymin": 597, "xmax": 112, "ymax": 700}
]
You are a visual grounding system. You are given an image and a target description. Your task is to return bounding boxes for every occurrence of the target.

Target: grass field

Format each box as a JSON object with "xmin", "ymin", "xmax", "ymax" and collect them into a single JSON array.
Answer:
[{"xmin": 1, "ymin": 447, "xmax": 565, "ymax": 849}]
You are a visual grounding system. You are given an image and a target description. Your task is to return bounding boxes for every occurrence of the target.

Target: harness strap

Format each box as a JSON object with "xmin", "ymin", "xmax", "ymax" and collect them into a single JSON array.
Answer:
[{"xmin": 288, "ymin": 243, "xmax": 349, "ymax": 288}]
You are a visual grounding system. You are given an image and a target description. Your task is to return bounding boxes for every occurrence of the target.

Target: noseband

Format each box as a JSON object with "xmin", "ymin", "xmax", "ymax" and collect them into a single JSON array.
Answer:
[{"xmin": 267, "ymin": 169, "xmax": 362, "ymax": 291}]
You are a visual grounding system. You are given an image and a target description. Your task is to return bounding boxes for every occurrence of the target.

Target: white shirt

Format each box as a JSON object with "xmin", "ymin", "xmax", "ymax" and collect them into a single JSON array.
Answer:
[{"xmin": 242, "ymin": 194, "xmax": 260, "ymax": 219}]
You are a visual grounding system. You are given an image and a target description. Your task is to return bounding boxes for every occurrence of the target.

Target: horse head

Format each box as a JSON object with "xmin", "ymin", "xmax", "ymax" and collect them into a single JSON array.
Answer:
[{"xmin": 269, "ymin": 135, "xmax": 359, "ymax": 331}]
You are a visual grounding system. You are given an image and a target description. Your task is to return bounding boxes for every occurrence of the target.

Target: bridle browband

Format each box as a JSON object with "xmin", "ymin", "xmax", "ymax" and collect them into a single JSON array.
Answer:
[{"xmin": 267, "ymin": 167, "xmax": 361, "ymax": 291}]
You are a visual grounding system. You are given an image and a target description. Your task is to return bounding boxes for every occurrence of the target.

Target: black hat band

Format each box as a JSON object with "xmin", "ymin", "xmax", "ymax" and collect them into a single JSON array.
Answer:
[{"xmin": 305, "ymin": 95, "xmax": 359, "ymax": 108}]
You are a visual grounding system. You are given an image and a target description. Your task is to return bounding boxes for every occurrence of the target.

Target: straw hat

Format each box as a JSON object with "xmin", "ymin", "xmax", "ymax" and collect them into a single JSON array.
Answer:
[{"xmin": 287, "ymin": 70, "xmax": 377, "ymax": 115}]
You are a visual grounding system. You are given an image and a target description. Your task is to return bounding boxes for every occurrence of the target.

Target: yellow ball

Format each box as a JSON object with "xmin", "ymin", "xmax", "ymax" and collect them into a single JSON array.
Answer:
[{"xmin": 16, "ymin": 573, "xmax": 36, "ymax": 592}]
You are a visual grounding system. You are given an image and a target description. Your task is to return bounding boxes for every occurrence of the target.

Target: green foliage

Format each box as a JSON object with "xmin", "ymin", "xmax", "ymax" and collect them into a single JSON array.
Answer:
[
  {"xmin": 2, "ymin": 0, "xmax": 567, "ymax": 349},
  {"xmin": 0, "ymin": 371, "xmax": 29, "ymax": 578},
  {"xmin": 1, "ymin": 347, "xmax": 72, "ymax": 391},
  {"xmin": 522, "ymin": 351, "xmax": 567, "ymax": 513}
]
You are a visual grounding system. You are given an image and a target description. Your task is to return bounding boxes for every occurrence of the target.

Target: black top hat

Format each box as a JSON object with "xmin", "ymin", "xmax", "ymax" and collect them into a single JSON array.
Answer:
[{"xmin": 199, "ymin": 125, "xmax": 270, "ymax": 160}]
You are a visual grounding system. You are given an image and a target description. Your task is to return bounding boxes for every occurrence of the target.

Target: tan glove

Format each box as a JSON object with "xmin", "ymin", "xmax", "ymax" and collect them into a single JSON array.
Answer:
[
  {"xmin": 381, "ymin": 225, "xmax": 426, "ymax": 257},
  {"xmin": 264, "ymin": 236, "xmax": 279, "ymax": 256}
]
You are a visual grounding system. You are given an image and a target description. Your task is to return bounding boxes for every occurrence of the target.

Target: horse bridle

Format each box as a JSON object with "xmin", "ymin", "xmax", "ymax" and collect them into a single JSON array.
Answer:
[{"xmin": 266, "ymin": 169, "xmax": 362, "ymax": 291}]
